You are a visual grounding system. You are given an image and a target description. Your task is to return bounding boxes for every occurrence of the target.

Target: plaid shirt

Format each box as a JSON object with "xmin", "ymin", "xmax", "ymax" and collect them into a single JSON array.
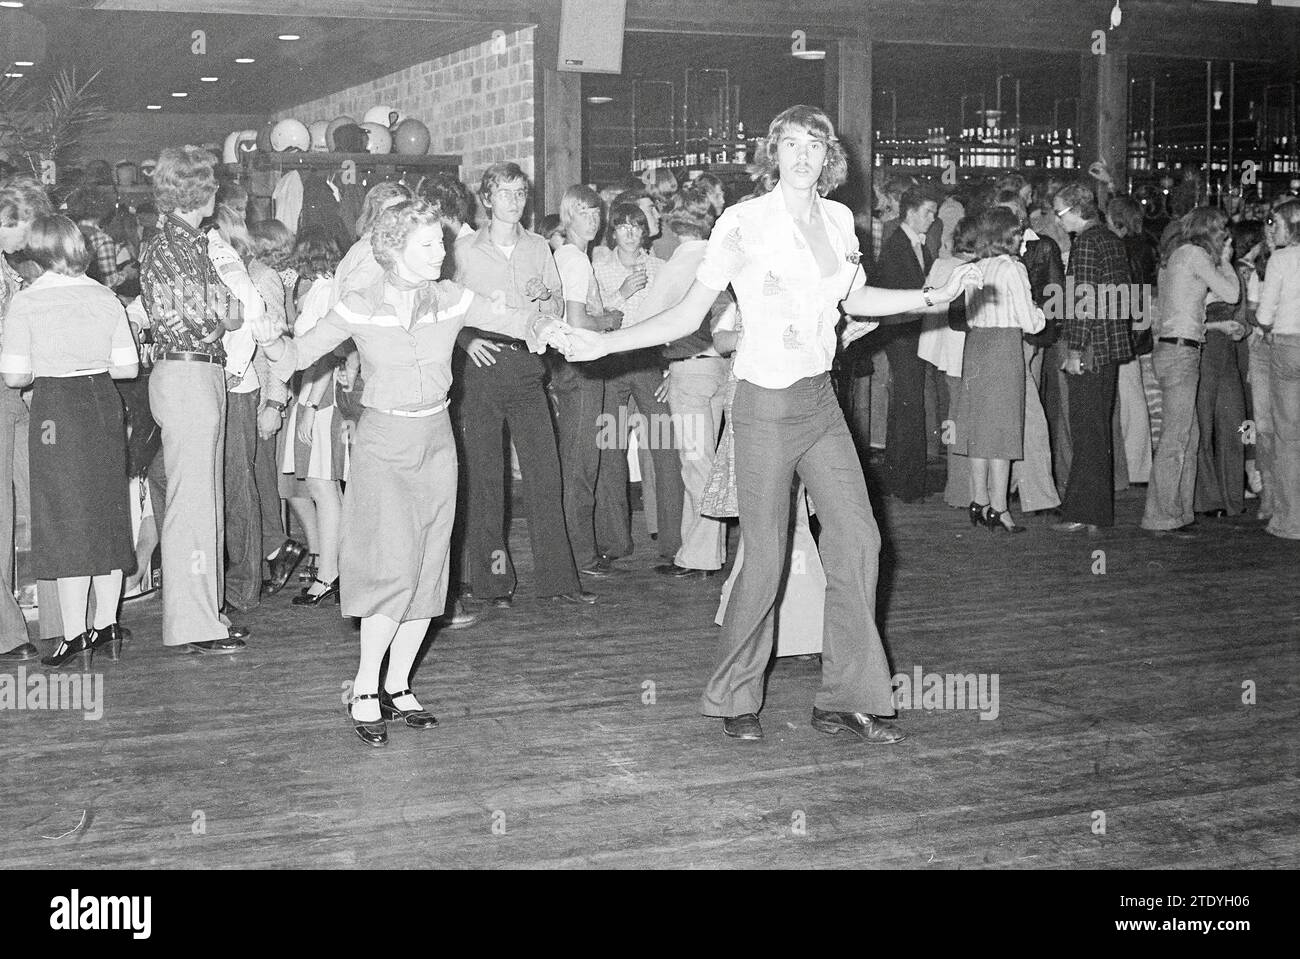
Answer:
[
  {"xmin": 80, "ymin": 222, "xmax": 130, "ymax": 290},
  {"xmin": 140, "ymin": 214, "xmax": 238, "ymax": 359},
  {"xmin": 1064, "ymin": 222, "xmax": 1134, "ymax": 367}
]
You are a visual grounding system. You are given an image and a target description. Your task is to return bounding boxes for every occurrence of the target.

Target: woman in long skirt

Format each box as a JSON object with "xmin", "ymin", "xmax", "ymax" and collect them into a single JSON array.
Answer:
[
  {"xmin": 0, "ymin": 215, "xmax": 139, "ymax": 667},
  {"xmin": 253, "ymin": 200, "xmax": 564, "ymax": 746}
]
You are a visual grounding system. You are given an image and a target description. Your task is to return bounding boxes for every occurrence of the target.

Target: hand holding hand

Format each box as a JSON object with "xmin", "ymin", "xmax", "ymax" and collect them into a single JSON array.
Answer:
[
  {"xmin": 602, "ymin": 309, "xmax": 624, "ymax": 332},
  {"xmin": 938, "ymin": 263, "xmax": 983, "ymax": 303},
  {"xmin": 1062, "ymin": 349, "xmax": 1085, "ymax": 376},
  {"xmin": 563, "ymin": 328, "xmax": 609, "ymax": 363},
  {"xmin": 296, "ymin": 405, "xmax": 315, "ymax": 445},
  {"xmin": 840, "ymin": 319, "xmax": 879, "ymax": 350},
  {"xmin": 257, "ymin": 406, "xmax": 282, "ymax": 440}
]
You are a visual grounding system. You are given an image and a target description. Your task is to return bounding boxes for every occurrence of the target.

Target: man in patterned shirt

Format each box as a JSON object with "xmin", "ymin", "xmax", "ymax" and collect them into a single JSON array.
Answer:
[
  {"xmin": 1051, "ymin": 181, "xmax": 1134, "ymax": 532},
  {"xmin": 67, "ymin": 188, "xmax": 134, "ymax": 292},
  {"xmin": 139, "ymin": 146, "xmax": 251, "ymax": 654}
]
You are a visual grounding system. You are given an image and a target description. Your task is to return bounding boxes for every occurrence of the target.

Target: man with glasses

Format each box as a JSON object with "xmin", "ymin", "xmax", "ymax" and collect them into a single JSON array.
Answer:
[
  {"xmin": 452, "ymin": 164, "xmax": 594, "ymax": 608},
  {"xmin": 1050, "ymin": 182, "xmax": 1133, "ymax": 533}
]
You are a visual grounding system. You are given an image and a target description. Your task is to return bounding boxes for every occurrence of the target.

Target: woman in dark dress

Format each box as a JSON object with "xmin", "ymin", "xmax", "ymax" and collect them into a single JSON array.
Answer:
[{"xmin": 0, "ymin": 215, "xmax": 139, "ymax": 667}]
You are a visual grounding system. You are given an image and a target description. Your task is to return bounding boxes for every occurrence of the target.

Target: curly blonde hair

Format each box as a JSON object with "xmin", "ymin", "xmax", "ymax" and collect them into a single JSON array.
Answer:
[
  {"xmin": 152, "ymin": 146, "xmax": 218, "ymax": 214},
  {"xmin": 370, "ymin": 199, "xmax": 442, "ymax": 270},
  {"xmin": 749, "ymin": 105, "xmax": 848, "ymax": 198}
]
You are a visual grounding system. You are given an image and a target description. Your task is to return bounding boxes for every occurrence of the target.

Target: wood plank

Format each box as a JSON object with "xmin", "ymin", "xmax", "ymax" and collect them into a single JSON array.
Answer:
[{"xmin": 1, "ymin": 480, "xmax": 1295, "ymax": 869}]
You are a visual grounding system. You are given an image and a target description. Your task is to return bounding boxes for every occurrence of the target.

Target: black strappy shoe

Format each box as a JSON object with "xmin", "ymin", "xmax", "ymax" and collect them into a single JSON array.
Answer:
[
  {"xmin": 983, "ymin": 505, "xmax": 1027, "ymax": 534},
  {"xmin": 42, "ymin": 631, "xmax": 94, "ymax": 669},
  {"xmin": 90, "ymin": 623, "xmax": 126, "ymax": 662},
  {"xmin": 969, "ymin": 501, "xmax": 988, "ymax": 527},
  {"xmin": 379, "ymin": 689, "xmax": 439, "ymax": 729},
  {"xmin": 349, "ymin": 693, "xmax": 388, "ymax": 747},
  {"xmin": 292, "ymin": 577, "xmax": 340, "ymax": 607}
]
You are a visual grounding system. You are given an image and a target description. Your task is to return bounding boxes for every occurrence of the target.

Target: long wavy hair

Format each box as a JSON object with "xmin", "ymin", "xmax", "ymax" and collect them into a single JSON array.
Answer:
[
  {"xmin": 749, "ymin": 104, "xmax": 848, "ymax": 198},
  {"xmin": 1174, "ymin": 206, "xmax": 1229, "ymax": 264}
]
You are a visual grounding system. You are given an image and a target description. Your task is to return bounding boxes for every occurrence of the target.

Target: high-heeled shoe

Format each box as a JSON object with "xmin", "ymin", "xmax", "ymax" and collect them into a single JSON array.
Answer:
[
  {"xmin": 292, "ymin": 577, "xmax": 340, "ymax": 607},
  {"xmin": 89, "ymin": 623, "xmax": 126, "ymax": 662},
  {"xmin": 41, "ymin": 631, "xmax": 94, "ymax": 669},
  {"xmin": 379, "ymin": 688, "xmax": 439, "ymax": 729},
  {"xmin": 349, "ymin": 693, "xmax": 388, "ymax": 747},
  {"xmin": 983, "ymin": 505, "xmax": 1027, "ymax": 534},
  {"xmin": 969, "ymin": 501, "xmax": 988, "ymax": 527}
]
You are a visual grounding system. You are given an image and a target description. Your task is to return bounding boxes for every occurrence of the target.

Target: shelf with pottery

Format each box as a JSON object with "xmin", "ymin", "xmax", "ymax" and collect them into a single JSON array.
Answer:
[{"xmin": 237, "ymin": 151, "xmax": 461, "ymax": 173}]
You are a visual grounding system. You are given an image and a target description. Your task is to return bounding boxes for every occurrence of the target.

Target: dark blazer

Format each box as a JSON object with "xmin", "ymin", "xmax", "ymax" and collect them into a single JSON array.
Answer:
[
  {"xmin": 1021, "ymin": 233, "xmax": 1064, "ymax": 347},
  {"xmin": 874, "ymin": 225, "xmax": 931, "ymax": 292}
]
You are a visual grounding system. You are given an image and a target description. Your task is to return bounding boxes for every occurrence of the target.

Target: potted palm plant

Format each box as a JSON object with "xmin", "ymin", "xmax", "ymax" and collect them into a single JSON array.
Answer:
[{"xmin": 0, "ymin": 69, "xmax": 108, "ymax": 195}]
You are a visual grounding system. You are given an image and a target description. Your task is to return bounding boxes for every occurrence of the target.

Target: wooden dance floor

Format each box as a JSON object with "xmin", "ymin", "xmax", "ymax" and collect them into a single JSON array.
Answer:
[{"xmin": 3, "ymin": 484, "xmax": 1297, "ymax": 869}]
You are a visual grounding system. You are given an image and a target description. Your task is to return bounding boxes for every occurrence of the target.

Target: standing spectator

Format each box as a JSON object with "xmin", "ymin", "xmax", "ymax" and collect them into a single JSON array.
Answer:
[
  {"xmin": 1052, "ymin": 182, "xmax": 1134, "ymax": 533},
  {"xmin": 1106, "ymin": 195, "xmax": 1155, "ymax": 486},
  {"xmin": 66, "ymin": 188, "xmax": 135, "ymax": 293},
  {"xmin": 138, "ymin": 146, "xmax": 250, "ymax": 653},
  {"xmin": 0, "ymin": 215, "xmax": 138, "ymax": 667},
  {"xmin": 875, "ymin": 186, "xmax": 940, "ymax": 503},
  {"xmin": 1141, "ymin": 208, "xmax": 1239, "ymax": 534},
  {"xmin": 0, "ymin": 176, "xmax": 54, "ymax": 664},
  {"xmin": 1256, "ymin": 200, "xmax": 1300, "ymax": 539}
]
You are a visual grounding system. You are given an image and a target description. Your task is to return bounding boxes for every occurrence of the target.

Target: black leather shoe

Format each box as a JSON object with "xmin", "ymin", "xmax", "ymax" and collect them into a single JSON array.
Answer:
[
  {"xmin": 264, "ymin": 539, "xmax": 307, "ymax": 594},
  {"xmin": 292, "ymin": 577, "xmax": 340, "ymax": 607},
  {"xmin": 969, "ymin": 501, "xmax": 988, "ymax": 527},
  {"xmin": 226, "ymin": 623, "xmax": 251, "ymax": 640},
  {"xmin": 379, "ymin": 689, "xmax": 438, "ymax": 729},
  {"xmin": 579, "ymin": 554, "xmax": 618, "ymax": 577},
  {"xmin": 439, "ymin": 599, "xmax": 478, "ymax": 629},
  {"xmin": 41, "ymin": 632, "xmax": 94, "ymax": 669},
  {"xmin": 489, "ymin": 595, "xmax": 513, "ymax": 609},
  {"xmin": 0, "ymin": 642, "xmax": 39, "ymax": 663},
  {"xmin": 811, "ymin": 707, "xmax": 905, "ymax": 744},
  {"xmin": 350, "ymin": 693, "xmax": 389, "ymax": 746},
  {"xmin": 722, "ymin": 713, "xmax": 763, "ymax": 740},
  {"xmin": 179, "ymin": 636, "xmax": 246, "ymax": 655},
  {"xmin": 549, "ymin": 590, "xmax": 597, "ymax": 605},
  {"xmin": 90, "ymin": 624, "xmax": 126, "ymax": 662},
  {"xmin": 654, "ymin": 563, "xmax": 716, "ymax": 579}
]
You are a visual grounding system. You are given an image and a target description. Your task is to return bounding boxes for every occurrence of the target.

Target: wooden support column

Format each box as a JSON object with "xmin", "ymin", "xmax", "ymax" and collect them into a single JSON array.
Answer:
[
  {"xmin": 824, "ymin": 36, "xmax": 872, "ymax": 220},
  {"xmin": 1079, "ymin": 46, "xmax": 1129, "ymax": 201},
  {"xmin": 533, "ymin": 5, "xmax": 583, "ymax": 219}
]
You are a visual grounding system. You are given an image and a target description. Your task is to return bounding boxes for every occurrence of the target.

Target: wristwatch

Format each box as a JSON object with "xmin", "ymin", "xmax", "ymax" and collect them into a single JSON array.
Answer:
[
  {"xmin": 304, "ymin": 401, "xmax": 319, "ymax": 411},
  {"xmin": 264, "ymin": 399, "xmax": 286, "ymax": 412},
  {"xmin": 922, "ymin": 286, "xmax": 936, "ymax": 308}
]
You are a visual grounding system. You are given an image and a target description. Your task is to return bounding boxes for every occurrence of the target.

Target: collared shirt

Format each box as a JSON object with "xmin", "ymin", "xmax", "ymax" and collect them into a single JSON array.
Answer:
[
  {"xmin": 643, "ymin": 239, "xmax": 730, "ymax": 359},
  {"xmin": 696, "ymin": 187, "xmax": 864, "ymax": 389},
  {"xmin": 591, "ymin": 245, "xmax": 665, "ymax": 327},
  {"xmin": 271, "ymin": 273, "xmax": 542, "ymax": 413},
  {"xmin": 1257, "ymin": 245, "xmax": 1300, "ymax": 336},
  {"xmin": 899, "ymin": 222, "xmax": 927, "ymax": 272},
  {"xmin": 139, "ymin": 213, "xmax": 238, "ymax": 359},
  {"xmin": 331, "ymin": 235, "xmax": 385, "ymax": 308},
  {"xmin": 0, "ymin": 272, "xmax": 137, "ymax": 378},
  {"xmin": 1063, "ymin": 222, "xmax": 1134, "ymax": 366},
  {"xmin": 454, "ymin": 224, "xmax": 562, "ymax": 342}
]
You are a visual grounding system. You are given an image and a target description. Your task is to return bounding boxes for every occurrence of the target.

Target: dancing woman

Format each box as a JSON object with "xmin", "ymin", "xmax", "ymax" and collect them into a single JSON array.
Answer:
[
  {"xmin": 251, "ymin": 200, "xmax": 562, "ymax": 746},
  {"xmin": 564, "ymin": 105, "xmax": 979, "ymax": 743}
]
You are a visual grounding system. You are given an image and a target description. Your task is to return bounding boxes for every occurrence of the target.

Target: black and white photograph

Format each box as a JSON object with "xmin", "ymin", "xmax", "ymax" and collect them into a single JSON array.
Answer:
[{"xmin": 0, "ymin": 0, "xmax": 1295, "ymax": 917}]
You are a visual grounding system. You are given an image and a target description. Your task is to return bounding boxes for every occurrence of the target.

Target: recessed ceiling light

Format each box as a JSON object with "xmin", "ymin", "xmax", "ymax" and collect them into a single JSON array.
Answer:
[
  {"xmin": 586, "ymin": 96, "xmax": 613, "ymax": 105},
  {"xmin": 200, "ymin": 76, "xmax": 219, "ymax": 82},
  {"xmin": 0, "ymin": 2, "xmax": 26, "ymax": 8},
  {"xmin": 235, "ymin": 58, "xmax": 255, "ymax": 64},
  {"xmin": 277, "ymin": 34, "xmax": 301, "ymax": 41},
  {"xmin": 3, "ymin": 72, "xmax": 23, "ymax": 79},
  {"xmin": 14, "ymin": 61, "xmax": 34, "ymax": 67},
  {"xmin": 792, "ymin": 49, "xmax": 826, "ymax": 60},
  {"xmin": 146, "ymin": 105, "xmax": 161, "ymax": 110},
  {"xmin": 171, "ymin": 92, "xmax": 188, "ymax": 98}
]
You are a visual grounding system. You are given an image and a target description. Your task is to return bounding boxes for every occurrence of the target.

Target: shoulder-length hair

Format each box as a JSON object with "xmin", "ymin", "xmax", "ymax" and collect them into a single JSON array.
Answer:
[
  {"xmin": 1272, "ymin": 199, "xmax": 1300, "ymax": 248},
  {"xmin": 750, "ymin": 104, "xmax": 848, "ymax": 198},
  {"xmin": 951, "ymin": 215, "xmax": 980, "ymax": 258},
  {"xmin": 0, "ymin": 175, "xmax": 54, "ymax": 227},
  {"xmin": 973, "ymin": 207, "xmax": 1023, "ymax": 259},
  {"xmin": 604, "ymin": 201, "xmax": 649, "ymax": 249},
  {"xmin": 26, "ymin": 214, "xmax": 91, "ymax": 276},
  {"xmin": 666, "ymin": 185, "xmax": 717, "ymax": 241},
  {"xmin": 1106, "ymin": 195, "xmax": 1144, "ymax": 238},
  {"xmin": 211, "ymin": 204, "xmax": 254, "ymax": 263},
  {"xmin": 478, "ymin": 162, "xmax": 530, "ymax": 206},
  {"xmin": 1177, "ymin": 206, "xmax": 1229, "ymax": 262},
  {"xmin": 355, "ymin": 181, "xmax": 412, "ymax": 238},
  {"xmin": 370, "ymin": 199, "xmax": 441, "ymax": 270},
  {"xmin": 559, "ymin": 184, "xmax": 602, "ymax": 233},
  {"xmin": 152, "ymin": 146, "xmax": 218, "ymax": 215},
  {"xmin": 249, "ymin": 219, "xmax": 295, "ymax": 271}
]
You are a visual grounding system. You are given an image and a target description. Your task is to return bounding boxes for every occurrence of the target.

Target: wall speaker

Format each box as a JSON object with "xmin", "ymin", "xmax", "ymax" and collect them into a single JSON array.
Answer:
[{"xmin": 556, "ymin": 0, "xmax": 627, "ymax": 74}]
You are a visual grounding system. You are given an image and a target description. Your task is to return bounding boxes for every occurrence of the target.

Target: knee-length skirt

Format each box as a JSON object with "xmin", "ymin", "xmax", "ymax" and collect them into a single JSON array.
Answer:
[
  {"xmin": 955, "ymin": 327, "xmax": 1026, "ymax": 460},
  {"xmin": 29, "ymin": 373, "xmax": 135, "ymax": 579},
  {"xmin": 339, "ymin": 408, "xmax": 457, "ymax": 620}
]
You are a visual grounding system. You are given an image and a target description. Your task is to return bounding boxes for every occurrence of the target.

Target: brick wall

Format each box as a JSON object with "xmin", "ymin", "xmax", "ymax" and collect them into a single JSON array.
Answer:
[{"xmin": 273, "ymin": 28, "xmax": 535, "ymax": 190}]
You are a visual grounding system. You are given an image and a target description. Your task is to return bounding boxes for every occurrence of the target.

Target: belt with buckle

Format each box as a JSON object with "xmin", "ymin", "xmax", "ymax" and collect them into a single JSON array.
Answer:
[
  {"xmin": 1157, "ymin": 337, "xmax": 1203, "ymax": 350},
  {"xmin": 159, "ymin": 350, "xmax": 222, "ymax": 364},
  {"xmin": 374, "ymin": 399, "xmax": 450, "ymax": 418}
]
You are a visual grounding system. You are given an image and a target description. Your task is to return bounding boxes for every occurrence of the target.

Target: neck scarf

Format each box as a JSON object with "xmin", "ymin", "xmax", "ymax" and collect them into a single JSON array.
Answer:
[{"xmin": 386, "ymin": 269, "xmax": 438, "ymax": 323}]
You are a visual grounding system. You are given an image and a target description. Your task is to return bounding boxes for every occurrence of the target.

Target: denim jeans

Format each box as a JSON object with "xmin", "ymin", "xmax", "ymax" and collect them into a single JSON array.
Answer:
[
  {"xmin": 1142, "ymin": 342, "xmax": 1201, "ymax": 530},
  {"xmin": 1266, "ymin": 333, "xmax": 1300, "ymax": 539}
]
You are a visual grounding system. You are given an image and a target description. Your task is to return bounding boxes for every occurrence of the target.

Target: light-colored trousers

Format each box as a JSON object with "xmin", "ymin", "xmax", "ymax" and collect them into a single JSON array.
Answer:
[
  {"xmin": 1011, "ymin": 343, "xmax": 1062, "ymax": 512},
  {"xmin": 1117, "ymin": 357, "xmax": 1153, "ymax": 484},
  {"xmin": 149, "ymin": 361, "xmax": 229, "ymax": 646},
  {"xmin": 668, "ymin": 356, "xmax": 729, "ymax": 570},
  {"xmin": 1266, "ymin": 333, "xmax": 1300, "ymax": 539},
  {"xmin": 1142, "ymin": 343, "xmax": 1200, "ymax": 531},
  {"xmin": 1249, "ymin": 333, "xmax": 1277, "ymax": 520}
]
